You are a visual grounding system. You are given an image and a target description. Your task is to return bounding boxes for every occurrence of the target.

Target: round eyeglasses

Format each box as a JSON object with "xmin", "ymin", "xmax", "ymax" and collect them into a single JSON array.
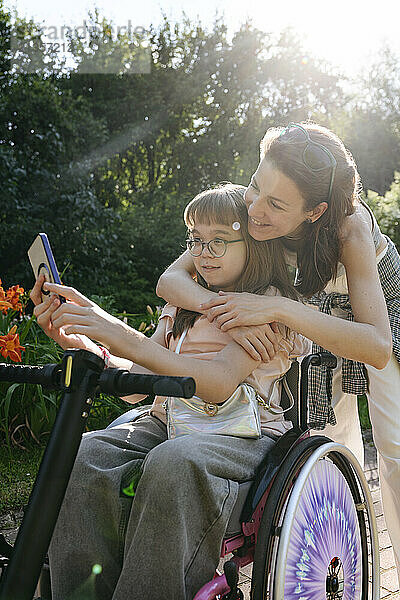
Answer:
[
  {"xmin": 186, "ymin": 237, "xmax": 244, "ymax": 258},
  {"xmin": 280, "ymin": 122, "xmax": 337, "ymax": 203}
]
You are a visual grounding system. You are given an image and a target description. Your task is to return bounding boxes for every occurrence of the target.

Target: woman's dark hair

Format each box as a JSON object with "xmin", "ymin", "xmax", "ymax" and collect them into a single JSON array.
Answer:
[
  {"xmin": 260, "ymin": 122, "xmax": 361, "ymax": 297},
  {"xmin": 173, "ymin": 183, "xmax": 297, "ymax": 338}
]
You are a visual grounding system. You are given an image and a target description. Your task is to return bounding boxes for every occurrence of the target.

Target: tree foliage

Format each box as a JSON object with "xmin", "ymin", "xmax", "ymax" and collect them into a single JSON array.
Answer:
[{"xmin": 1, "ymin": 5, "xmax": 399, "ymax": 315}]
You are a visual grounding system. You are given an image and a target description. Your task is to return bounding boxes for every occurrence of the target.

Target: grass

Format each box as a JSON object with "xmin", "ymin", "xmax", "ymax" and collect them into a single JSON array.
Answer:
[{"xmin": 0, "ymin": 443, "xmax": 45, "ymax": 514}]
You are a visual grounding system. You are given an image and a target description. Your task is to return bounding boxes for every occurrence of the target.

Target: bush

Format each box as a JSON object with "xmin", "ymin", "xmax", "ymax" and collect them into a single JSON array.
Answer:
[{"xmin": 366, "ymin": 174, "xmax": 400, "ymax": 250}]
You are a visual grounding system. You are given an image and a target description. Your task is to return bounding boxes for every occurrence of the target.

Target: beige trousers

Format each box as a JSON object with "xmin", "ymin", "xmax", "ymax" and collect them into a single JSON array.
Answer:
[{"xmin": 315, "ymin": 355, "xmax": 400, "ymax": 583}]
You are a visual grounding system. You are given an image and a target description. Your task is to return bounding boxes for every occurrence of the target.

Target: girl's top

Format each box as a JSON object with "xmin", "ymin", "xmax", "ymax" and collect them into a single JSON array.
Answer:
[
  {"xmin": 286, "ymin": 200, "xmax": 400, "ymax": 429},
  {"xmin": 150, "ymin": 295, "xmax": 311, "ymax": 437}
]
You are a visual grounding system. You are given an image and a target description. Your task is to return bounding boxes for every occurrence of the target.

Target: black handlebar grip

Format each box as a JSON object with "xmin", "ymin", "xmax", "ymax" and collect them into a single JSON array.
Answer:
[
  {"xmin": 313, "ymin": 352, "xmax": 337, "ymax": 369},
  {"xmin": 0, "ymin": 363, "xmax": 60, "ymax": 388},
  {"xmin": 98, "ymin": 369, "xmax": 195, "ymax": 398},
  {"xmin": 152, "ymin": 376, "xmax": 195, "ymax": 398}
]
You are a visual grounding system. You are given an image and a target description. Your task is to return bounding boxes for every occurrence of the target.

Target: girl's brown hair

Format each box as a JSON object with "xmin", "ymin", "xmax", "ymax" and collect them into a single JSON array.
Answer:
[
  {"xmin": 260, "ymin": 122, "xmax": 361, "ymax": 297},
  {"xmin": 173, "ymin": 183, "xmax": 297, "ymax": 338}
]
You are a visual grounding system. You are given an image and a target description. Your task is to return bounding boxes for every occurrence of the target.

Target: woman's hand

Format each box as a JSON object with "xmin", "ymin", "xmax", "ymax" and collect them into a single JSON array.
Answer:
[
  {"xmin": 227, "ymin": 323, "xmax": 282, "ymax": 362},
  {"xmin": 30, "ymin": 275, "xmax": 92, "ymax": 351},
  {"xmin": 200, "ymin": 291, "xmax": 282, "ymax": 331},
  {"xmin": 40, "ymin": 282, "xmax": 127, "ymax": 354}
]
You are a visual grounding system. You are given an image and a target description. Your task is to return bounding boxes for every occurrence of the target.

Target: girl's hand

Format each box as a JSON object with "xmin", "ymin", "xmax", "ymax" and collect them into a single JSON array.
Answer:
[
  {"xmin": 41, "ymin": 282, "xmax": 126, "ymax": 354},
  {"xmin": 30, "ymin": 275, "xmax": 91, "ymax": 351},
  {"xmin": 200, "ymin": 291, "xmax": 280, "ymax": 331},
  {"xmin": 227, "ymin": 324, "xmax": 282, "ymax": 362}
]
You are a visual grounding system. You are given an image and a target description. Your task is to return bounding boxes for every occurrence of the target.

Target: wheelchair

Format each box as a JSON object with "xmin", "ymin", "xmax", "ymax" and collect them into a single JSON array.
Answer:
[{"xmin": 0, "ymin": 350, "xmax": 379, "ymax": 600}]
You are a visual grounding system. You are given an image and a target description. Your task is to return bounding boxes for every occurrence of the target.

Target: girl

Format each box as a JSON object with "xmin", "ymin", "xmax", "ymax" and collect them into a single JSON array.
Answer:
[
  {"xmin": 30, "ymin": 184, "xmax": 309, "ymax": 600},
  {"xmin": 156, "ymin": 122, "xmax": 400, "ymax": 580}
]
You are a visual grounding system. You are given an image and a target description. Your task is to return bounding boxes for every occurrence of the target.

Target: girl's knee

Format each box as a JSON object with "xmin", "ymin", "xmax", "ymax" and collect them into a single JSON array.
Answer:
[{"xmin": 142, "ymin": 435, "xmax": 204, "ymax": 478}]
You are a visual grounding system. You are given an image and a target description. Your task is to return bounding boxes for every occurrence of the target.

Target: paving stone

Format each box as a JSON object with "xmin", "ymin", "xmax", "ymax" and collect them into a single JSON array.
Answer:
[
  {"xmin": 379, "ymin": 548, "xmax": 397, "ymax": 571},
  {"xmin": 365, "ymin": 468, "xmax": 379, "ymax": 482},
  {"xmin": 374, "ymin": 500, "xmax": 384, "ymax": 518},
  {"xmin": 372, "ymin": 488, "xmax": 382, "ymax": 503},
  {"xmin": 239, "ymin": 564, "xmax": 253, "ymax": 578},
  {"xmin": 380, "ymin": 568, "xmax": 400, "ymax": 593},
  {"xmin": 380, "ymin": 588, "xmax": 391, "ymax": 598},
  {"xmin": 376, "ymin": 514, "xmax": 388, "ymax": 533},
  {"xmin": 368, "ymin": 477, "xmax": 381, "ymax": 491},
  {"xmin": 239, "ymin": 579, "xmax": 251, "ymax": 599},
  {"xmin": 380, "ymin": 530, "xmax": 393, "ymax": 551}
]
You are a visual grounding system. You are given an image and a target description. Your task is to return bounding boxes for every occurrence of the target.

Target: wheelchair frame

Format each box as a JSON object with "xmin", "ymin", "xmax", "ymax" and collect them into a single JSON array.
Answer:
[{"xmin": 0, "ymin": 350, "xmax": 379, "ymax": 600}]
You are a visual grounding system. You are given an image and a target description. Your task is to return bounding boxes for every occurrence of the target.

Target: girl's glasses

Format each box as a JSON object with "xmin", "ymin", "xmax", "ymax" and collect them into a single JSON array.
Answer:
[
  {"xmin": 186, "ymin": 237, "xmax": 244, "ymax": 258},
  {"xmin": 280, "ymin": 123, "xmax": 337, "ymax": 203}
]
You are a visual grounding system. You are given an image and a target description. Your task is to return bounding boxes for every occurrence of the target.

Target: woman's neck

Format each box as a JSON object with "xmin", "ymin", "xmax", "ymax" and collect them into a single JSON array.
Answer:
[
  {"xmin": 282, "ymin": 223, "xmax": 308, "ymax": 252},
  {"xmin": 282, "ymin": 237, "xmax": 303, "ymax": 253}
]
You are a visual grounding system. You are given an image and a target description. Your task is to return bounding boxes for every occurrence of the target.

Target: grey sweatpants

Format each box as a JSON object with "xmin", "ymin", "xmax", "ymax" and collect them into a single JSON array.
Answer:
[{"xmin": 48, "ymin": 415, "xmax": 276, "ymax": 600}]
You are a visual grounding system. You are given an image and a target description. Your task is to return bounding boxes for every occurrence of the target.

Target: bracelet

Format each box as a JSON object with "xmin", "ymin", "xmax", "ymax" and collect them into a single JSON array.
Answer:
[{"xmin": 98, "ymin": 345, "xmax": 111, "ymax": 367}]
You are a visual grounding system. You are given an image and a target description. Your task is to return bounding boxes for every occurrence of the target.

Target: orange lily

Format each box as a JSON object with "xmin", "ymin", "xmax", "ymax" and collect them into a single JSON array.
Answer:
[
  {"xmin": 0, "ymin": 282, "xmax": 12, "ymax": 314},
  {"xmin": 5, "ymin": 284, "xmax": 25, "ymax": 314},
  {"xmin": 0, "ymin": 299, "xmax": 14, "ymax": 313},
  {"xmin": 0, "ymin": 325, "xmax": 26, "ymax": 362}
]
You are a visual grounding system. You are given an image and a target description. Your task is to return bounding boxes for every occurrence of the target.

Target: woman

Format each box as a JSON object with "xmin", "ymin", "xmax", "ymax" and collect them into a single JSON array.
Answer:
[
  {"xmin": 30, "ymin": 184, "xmax": 309, "ymax": 599},
  {"xmin": 156, "ymin": 122, "xmax": 400, "ymax": 579}
]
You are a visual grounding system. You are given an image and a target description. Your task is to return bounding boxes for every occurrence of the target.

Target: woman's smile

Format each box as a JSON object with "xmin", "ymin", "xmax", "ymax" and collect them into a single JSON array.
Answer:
[{"xmin": 248, "ymin": 216, "xmax": 271, "ymax": 227}]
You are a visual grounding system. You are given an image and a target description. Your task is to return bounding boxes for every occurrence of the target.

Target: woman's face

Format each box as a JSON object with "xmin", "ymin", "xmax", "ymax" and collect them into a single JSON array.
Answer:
[{"xmin": 244, "ymin": 159, "xmax": 311, "ymax": 241}]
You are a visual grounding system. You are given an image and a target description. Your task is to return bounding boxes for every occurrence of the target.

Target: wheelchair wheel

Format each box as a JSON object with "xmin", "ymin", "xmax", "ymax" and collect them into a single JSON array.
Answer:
[{"xmin": 251, "ymin": 436, "xmax": 379, "ymax": 600}]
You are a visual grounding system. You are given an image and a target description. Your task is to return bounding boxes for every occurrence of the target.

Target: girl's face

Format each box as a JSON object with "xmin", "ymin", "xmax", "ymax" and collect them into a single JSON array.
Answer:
[
  {"xmin": 188, "ymin": 222, "xmax": 247, "ymax": 291},
  {"xmin": 244, "ymin": 160, "xmax": 312, "ymax": 241}
]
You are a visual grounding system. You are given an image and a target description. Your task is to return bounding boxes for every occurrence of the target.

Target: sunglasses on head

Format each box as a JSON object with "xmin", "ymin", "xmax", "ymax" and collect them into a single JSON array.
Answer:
[{"xmin": 279, "ymin": 123, "xmax": 337, "ymax": 204}]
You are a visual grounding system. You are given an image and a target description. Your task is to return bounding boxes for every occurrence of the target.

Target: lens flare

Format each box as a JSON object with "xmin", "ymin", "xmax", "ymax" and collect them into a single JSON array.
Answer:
[{"xmin": 92, "ymin": 564, "xmax": 102, "ymax": 575}]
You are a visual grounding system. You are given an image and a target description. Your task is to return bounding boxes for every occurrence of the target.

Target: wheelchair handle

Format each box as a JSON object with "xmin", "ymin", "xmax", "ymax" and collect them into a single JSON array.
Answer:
[{"xmin": 300, "ymin": 352, "xmax": 337, "ymax": 430}]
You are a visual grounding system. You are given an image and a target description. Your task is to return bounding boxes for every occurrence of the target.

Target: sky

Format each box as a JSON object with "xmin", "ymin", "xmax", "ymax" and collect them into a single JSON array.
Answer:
[{"xmin": 5, "ymin": 0, "xmax": 400, "ymax": 77}]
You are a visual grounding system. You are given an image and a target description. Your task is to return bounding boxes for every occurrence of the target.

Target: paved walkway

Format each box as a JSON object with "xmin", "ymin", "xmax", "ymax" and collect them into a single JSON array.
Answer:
[{"xmin": 1, "ymin": 431, "xmax": 399, "ymax": 598}]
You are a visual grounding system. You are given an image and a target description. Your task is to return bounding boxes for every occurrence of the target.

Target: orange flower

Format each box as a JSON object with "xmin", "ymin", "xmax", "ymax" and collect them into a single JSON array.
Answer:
[
  {"xmin": 5, "ymin": 284, "xmax": 25, "ymax": 314},
  {"xmin": 0, "ymin": 325, "xmax": 26, "ymax": 362},
  {"xmin": 0, "ymin": 299, "xmax": 14, "ymax": 313}
]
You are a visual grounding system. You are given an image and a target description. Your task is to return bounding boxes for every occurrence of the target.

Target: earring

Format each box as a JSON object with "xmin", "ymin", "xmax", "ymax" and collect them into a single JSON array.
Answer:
[{"xmin": 305, "ymin": 217, "xmax": 313, "ymax": 223}]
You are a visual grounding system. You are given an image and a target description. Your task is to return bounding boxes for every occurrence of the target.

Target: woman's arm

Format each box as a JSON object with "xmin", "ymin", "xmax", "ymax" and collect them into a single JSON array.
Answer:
[
  {"xmin": 201, "ymin": 218, "xmax": 392, "ymax": 369},
  {"xmin": 156, "ymin": 250, "xmax": 217, "ymax": 311},
  {"xmin": 43, "ymin": 282, "xmax": 259, "ymax": 403}
]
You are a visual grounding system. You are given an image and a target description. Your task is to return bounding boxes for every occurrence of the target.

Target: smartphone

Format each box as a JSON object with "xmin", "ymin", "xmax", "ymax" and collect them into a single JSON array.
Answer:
[{"xmin": 28, "ymin": 233, "xmax": 66, "ymax": 304}]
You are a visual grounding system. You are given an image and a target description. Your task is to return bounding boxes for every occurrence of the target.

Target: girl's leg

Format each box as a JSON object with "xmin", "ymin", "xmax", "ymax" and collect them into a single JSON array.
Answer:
[
  {"xmin": 312, "ymin": 357, "xmax": 365, "ymax": 468},
  {"xmin": 48, "ymin": 415, "xmax": 167, "ymax": 600},
  {"xmin": 366, "ymin": 354, "xmax": 400, "ymax": 582},
  {"xmin": 112, "ymin": 432, "xmax": 276, "ymax": 600}
]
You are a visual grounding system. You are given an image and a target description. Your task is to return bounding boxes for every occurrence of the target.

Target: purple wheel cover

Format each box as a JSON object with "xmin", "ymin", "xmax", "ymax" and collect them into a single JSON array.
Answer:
[{"xmin": 284, "ymin": 459, "xmax": 362, "ymax": 599}]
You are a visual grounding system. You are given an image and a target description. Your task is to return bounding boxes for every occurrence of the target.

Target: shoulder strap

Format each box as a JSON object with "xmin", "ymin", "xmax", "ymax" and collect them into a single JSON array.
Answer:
[{"xmin": 175, "ymin": 329, "xmax": 188, "ymax": 354}]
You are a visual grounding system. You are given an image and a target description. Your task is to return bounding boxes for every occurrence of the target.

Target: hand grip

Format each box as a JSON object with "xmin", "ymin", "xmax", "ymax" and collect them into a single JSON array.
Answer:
[
  {"xmin": 98, "ymin": 369, "xmax": 196, "ymax": 398},
  {"xmin": 0, "ymin": 363, "xmax": 61, "ymax": 389},
  {"xmin": 311, "ymin": 352, "xmax": 337, "ymax": 369}
]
